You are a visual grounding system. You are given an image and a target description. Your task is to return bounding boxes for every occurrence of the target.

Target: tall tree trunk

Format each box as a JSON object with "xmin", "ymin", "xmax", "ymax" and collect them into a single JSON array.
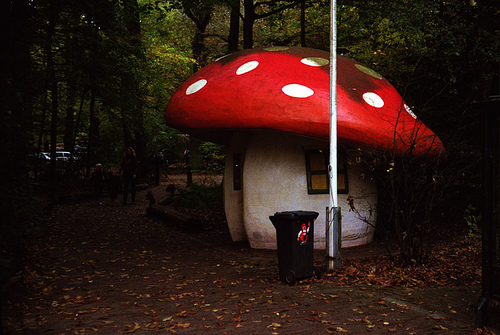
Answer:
[
  {"xmin": 71, "ymin": 86, "xmax": 88, "ymax": 158},
  {"xmin": 47, "ymin": 4, "xmax": 59, "ymax": 183},
  {"xmin": 64, "ymin": 76, "xmax": 76, "ymax": 151},
  {"xmin": 475, "ymin": 0, "xmax": 500, "ymax": 98},
  {"xmin": 88, "ymin": 87, "xmax": 99, "ymax": 167},
  {"xmin": 228, "ymin": 0, "xmax": 240, "ymax": 52},
  {"xmin": 243, "ymin": 0, "xmax": 255, "ymax": 49},
  {"xmin": 241, "ymin": 0, "xmax": 300, "ymax": 50},
  {"xmin": 1, "ymin": 0, "xmax": 34, "ymax": 180},
  {"xmin": 37, "ymin": 104, "xmax": 47, "ymax": 159},
  {"xmin": 300, "ymin": 0, "xmax": 306, "ymax": 47},
  {"xmin": 121, "ymin": 0, "xmax": 147, "ymax": 165},
  {"xmin": 123, "ymin": 0, "xmax": 141, "ymax": 38},
  {"xmin": 184, "ymin": 7, "xmax": 211, "ymax": 70},
  {"xmin": 192, "ymin": 29, "xmax": 207, "ymax": 71}
]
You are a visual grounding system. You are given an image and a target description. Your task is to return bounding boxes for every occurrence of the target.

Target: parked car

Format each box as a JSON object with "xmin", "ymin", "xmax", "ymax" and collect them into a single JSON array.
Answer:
[
  {"xmin": 27, "ymin": 152, "xmax": 50, "ymax": 164},
  {"xmin": 55, "ymin": 151, "xmax": 72, "ymax": 161},
  {"xmin": 40, "ymin": 152, "xmax": 51, "ymax": 161}
]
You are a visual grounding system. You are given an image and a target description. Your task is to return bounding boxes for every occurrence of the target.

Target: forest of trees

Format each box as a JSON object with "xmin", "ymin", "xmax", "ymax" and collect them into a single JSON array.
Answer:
[
  {"xmin": 2, "ymin": 0, "xmax": 499, "ymax": 175},
  {"xmin": 1, "ymin": 0, "xmax": 499, "ymax": 270}
]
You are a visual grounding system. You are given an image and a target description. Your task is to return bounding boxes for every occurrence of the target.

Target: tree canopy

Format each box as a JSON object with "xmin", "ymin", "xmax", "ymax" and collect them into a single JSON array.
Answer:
[{"xmin": 3, "ymin": 0, "xmax": 498, "ymax": 170}]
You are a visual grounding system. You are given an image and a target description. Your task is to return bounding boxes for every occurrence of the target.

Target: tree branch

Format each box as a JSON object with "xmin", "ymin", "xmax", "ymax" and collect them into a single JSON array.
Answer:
[{"xmin": 254, "ymin": 0, "xmax": 300, "ymax": 19}]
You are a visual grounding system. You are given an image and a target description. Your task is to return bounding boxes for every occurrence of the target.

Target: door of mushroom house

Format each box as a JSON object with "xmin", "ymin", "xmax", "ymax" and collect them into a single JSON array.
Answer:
[{"xmin": 223, "ymin": 132, "xmax": 251, "ymax": 243}]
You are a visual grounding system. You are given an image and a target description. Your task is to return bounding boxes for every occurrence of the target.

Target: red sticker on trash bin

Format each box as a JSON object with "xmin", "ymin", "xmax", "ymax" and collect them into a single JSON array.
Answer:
[{"xmin": 297, "ymin": 221, "xmax": 311, "ymax": 245}]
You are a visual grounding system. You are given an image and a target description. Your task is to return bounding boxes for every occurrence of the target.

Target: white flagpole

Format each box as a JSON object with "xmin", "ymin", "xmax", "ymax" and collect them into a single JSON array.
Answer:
[{"xmin": 327, "ymin": 0, "xmax": 341, "ymax": 271}]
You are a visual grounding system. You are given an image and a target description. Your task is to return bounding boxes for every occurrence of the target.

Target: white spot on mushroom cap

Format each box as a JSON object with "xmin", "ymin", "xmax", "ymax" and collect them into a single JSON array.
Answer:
[
  {"xmin": 282, "ymin": 84, "xmax": 314, "ymax": 98},
  {"xmin": 355, "ymin": 64, "xmax": 383, "ymax": 79},
  {"xmin": 404, "ymin": 104, "xmax": 417, "ymax": 119},
  {"xmin": 186, "ymin": 79, "xmax": 207, "ymax": 95},
  {"xmin": 363, "ymin": 92, "xmax": 384, "ymax": 108},
  {"xmin": 301, "ymin": 57, "xmax": 329, "ymax": 67},
  {"xmin": 236, "ymin": 61, "xmax": 259, "ymax": 75}
]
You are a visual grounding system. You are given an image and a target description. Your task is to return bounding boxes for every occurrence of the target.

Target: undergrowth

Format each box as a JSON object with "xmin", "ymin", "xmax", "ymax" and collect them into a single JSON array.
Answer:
[{"xmin": 176, "ymin": 182, "xmax": 223, "ymax": 209}]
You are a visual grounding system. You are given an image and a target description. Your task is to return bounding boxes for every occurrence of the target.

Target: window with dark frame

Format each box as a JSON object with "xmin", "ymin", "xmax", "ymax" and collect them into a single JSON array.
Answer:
[
  {"xmin": 233, "ymin": 153, "xmax": 242, "ymax": 190},
  {"xmin": 305, "ymin": 150, "xmax": 348, "ymax": 194}
]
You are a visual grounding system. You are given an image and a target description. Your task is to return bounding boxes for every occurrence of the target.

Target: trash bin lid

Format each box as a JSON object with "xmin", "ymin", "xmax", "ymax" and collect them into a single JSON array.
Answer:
[{"xmin": 271, "ymin": 210, "xmax": 319, "ymax": 220}]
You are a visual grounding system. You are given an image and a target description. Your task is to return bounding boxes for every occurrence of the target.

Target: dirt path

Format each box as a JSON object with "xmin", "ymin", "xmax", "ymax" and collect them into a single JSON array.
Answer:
[{"xmin": 2, "ymin": 185, "xmax": 482, "ymax": 334}]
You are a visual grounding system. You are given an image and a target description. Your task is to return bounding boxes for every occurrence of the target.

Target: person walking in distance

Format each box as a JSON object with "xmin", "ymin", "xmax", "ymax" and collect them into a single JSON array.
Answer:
[
  {"xmin": 120, "ymin": 147, "xmax": 139, "ymax": 204},
  {"xmin": 91, "ymin": 163, "xmax": 105, "ymax": 205},
  {"xmin": 107, "ymin": 169, "xmax": 122, "ymax": 205}
]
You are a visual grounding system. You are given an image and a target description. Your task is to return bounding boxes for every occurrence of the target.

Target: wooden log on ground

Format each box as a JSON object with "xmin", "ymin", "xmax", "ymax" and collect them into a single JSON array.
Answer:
[
  {"xmin": 136, "ymin": 183, "xmax": 149, "ymax": 190},
  {"xmin": 147, "ymin": 203, "xmax": 202, "ymax": 230}
]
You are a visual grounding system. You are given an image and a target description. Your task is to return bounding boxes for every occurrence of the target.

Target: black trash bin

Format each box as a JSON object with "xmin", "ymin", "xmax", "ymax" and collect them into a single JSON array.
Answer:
[{"xmin": 269, "ymin": 210, "xmax": 321, "ymax": 285}]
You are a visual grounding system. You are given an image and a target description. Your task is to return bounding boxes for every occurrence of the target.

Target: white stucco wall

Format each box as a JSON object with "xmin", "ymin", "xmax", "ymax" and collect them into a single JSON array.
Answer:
[{"xmin": 224, "ymin": 132, "xmax": 377, "ymax": 249}]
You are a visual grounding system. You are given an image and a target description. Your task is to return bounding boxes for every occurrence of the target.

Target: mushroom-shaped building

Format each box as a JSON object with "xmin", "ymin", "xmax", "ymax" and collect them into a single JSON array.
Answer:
[{"xmin": 165, "ymin": 46, "xmax": 444, "ymax": 249}]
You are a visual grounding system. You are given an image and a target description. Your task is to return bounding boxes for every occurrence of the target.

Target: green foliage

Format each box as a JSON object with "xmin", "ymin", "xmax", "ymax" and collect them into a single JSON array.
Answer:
[
  {"xmin": 257, "ymin": 1, "xmax": 330, "ymax": 49},
  {"xmin": 464, "ymin": 205, "xmax": 481, "ymax": 241},
  {"xmin": 139, "ymin": 1, "xmax": 199, "ymax": 159},
  {"xmin": 14, "ymin": 0, "xmax": 201, "ymax": 171},
  {"xmin": 176, "ymin": 182, "xmax": 223, "ymax": 208},
  {"xmin": 15, "ymin": 0, "xmax": 498, "ymax": 177},
  {"xmin": 199, "ymin": 142, "xmax": 226, "ymax": 173}
]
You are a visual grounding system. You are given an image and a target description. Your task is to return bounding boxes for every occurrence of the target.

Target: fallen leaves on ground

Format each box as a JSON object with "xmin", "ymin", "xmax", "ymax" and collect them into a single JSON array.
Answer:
[
  {"xmin": 3, "ymin": 182, "xmax": 489, "ymax": 335},
  {"xmin": 123, "ymin": 322, "xmax": 141, "ymax": 333},
  {"xmin": 330, "ymin": 236, "xmax": 481, "ymax": 287}
]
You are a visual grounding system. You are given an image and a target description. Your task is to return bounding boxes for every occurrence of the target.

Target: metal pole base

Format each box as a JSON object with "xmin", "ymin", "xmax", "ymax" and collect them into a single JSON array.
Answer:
[{"xmin": 326, "ymin": 206, "xmax": 341, "ymax": 272}]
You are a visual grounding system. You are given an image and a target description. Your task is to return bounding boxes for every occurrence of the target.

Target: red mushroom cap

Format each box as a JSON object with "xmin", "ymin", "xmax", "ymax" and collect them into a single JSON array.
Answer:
[{"xmin": 165, "ymin": 46, "xmax": 444, "ymax": 156}]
